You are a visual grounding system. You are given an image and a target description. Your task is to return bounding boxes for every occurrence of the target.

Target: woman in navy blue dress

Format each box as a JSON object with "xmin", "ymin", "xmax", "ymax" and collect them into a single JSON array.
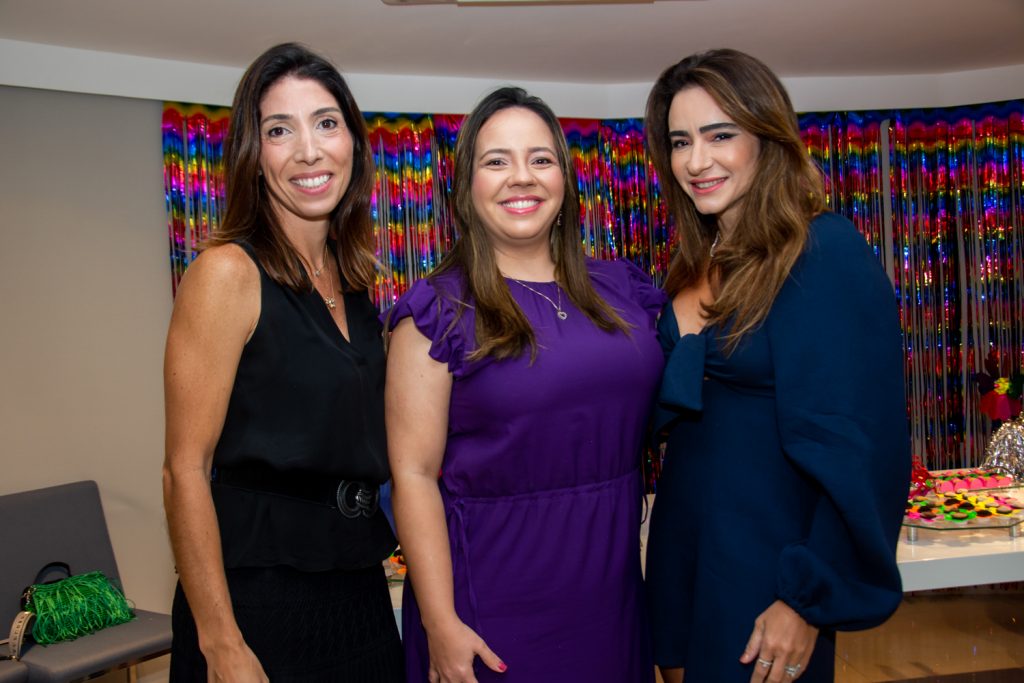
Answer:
[{"xmin": 643, "ymin": 49, "xmax": 910, "ymax": 683}]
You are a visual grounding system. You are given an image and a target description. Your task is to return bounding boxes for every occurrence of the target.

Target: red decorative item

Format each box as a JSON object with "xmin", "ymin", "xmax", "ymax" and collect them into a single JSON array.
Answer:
[
  {"xmin": 975, "ymin": 351, "xmax": 1023, "ymax": 422},
  {"xmin": 979, "ymin": 391, "xmax": 1021, "ymax": 421},
  {"xmin": 909, "ymin": 456, "xmax": 933, "ymax": 497}
]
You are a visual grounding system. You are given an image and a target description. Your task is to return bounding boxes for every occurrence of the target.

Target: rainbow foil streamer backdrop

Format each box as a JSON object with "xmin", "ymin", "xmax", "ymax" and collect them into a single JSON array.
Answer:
[
  {"xmin": 163, "ymin": 100, "xmax": 1024, "ymax": 477},
  {"xmin": 162, "ymin": 103, "xmax": 229, "ymax": 296}
]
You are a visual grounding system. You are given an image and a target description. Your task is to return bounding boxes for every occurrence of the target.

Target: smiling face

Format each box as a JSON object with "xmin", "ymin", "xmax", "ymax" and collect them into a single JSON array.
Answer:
[
  {"xmin": 258, "ymin": 75, "xmax": 354, "ymax": 231},
  {"xmin": 470, "ymin": 106, "xmax": 565, "ymax": 256},
  {"xmin": 667, "ymin": 85, "xmax": 761, "ymax": 234}
]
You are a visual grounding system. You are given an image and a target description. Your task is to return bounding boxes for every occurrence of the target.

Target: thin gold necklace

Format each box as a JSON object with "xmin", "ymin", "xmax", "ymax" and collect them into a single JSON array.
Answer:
[
  {"xmin": 511, "ymin": 279, "xmax": 567, "ymax": 320},
  {"xmin": 320, "ymin": 245, "xmax": 337, "ymax": 310},
  {"xmin": 313, "ymin": 243, "xmax": 328, "ymax": 277}
]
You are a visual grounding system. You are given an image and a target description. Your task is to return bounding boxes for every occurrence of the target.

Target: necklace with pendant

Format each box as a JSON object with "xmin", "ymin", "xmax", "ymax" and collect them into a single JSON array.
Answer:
[
  {"xmin": 323, "ymin": 260, "xmax": 337, "ymax": 310},
  {"xmin": 511, "ymin": 279, "xmax": 567, "ymax": 320},
  {"xmin": 315, "ymin": 244, "xmax": 337, "ymax": 310}
]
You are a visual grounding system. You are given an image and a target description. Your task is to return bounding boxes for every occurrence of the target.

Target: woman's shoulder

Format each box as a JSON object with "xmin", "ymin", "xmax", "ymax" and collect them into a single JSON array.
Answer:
[
  {"xmin": 395, "ymin": 267, "xmax": 466, "ymax": 306},
  {"xmin": 384, "ymin": 268, "xmax": 473, "ymax": 373},
  {"xmin": 169, "ymin": 243, "xmax": 261, "ymax": 337},
  {"xmin": 781, "ymin": 212, "xmax": 894, "ymax": 311},
  {"xmin": 385, "ymin": 268, "xmax": 469, "ymax": 332},
  {"xmin": 585, "ymin": 255, "xmax": 632, "ymax": 277},
  {"xmin": 585, "ymin": 256, "xmax": 666, "ymax": 321},
  {"xmin": 181, "ymin": 243, "xmax": 259, "ymax": 294},
  {"xmin": 805, "ymin": 212, "xmax": 872, "ymax": 257},
  {"xmin": 790, "ymin": 212, "xmax": 881, "ymax": 281},
  {"xmin": 585, "ymin": 255, "xmax": 657, "ymax": 287}
]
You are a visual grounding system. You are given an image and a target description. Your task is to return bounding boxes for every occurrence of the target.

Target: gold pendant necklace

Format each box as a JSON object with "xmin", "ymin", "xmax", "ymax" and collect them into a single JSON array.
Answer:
[
  {"xmin": 323, "ymin": 261, "xmax": 337, "ymax": 310},
  {"xmin": 319, "ymin": 244, "xmax": 337, "ymax": 310}
]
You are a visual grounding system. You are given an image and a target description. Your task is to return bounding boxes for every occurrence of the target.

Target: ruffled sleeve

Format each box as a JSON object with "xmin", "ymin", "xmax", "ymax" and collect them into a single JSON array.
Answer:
[
  {"xmin": 586, "ymin": 257, "xmax": 667, "ymax": 326},
  {"xmin": 383, "ymin": 275, "xmax": 473, "ymax": 377},
  {"xmin": 620, "ymin": 259, "xmax": 668, "ymax": 325},
  {"xmin": 769, "ymin": 213, "xmax": 910, "ymax": 630}
]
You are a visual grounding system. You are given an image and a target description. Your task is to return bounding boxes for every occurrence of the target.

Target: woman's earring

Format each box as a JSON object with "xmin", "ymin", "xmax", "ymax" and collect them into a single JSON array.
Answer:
[{"xmin": 556, "ymin": 212, "xmax": 563, "ymax": 228}]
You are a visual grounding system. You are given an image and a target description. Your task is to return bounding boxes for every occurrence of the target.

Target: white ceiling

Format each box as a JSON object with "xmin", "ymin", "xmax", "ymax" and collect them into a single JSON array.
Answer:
[{"xmin": 2, "ymin": 0, "xmax": 1023, "ymax": 84}]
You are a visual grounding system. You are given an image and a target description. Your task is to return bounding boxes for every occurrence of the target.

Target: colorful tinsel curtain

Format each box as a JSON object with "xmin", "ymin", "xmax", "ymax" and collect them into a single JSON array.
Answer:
[
  {"xmin": 163, "ymin": 104, "xmax": 229, "ymax": 296},
  {"xmin": 162, "ymin": 105, "xmax": 671, "ymax": 302},
  {"xmin": 800, "ymin": 103, "xmax": 1024, "ymax": 469},
  {"xmin": 162, "ymin": 99, "xmax": 1024, "ymax": 470}
]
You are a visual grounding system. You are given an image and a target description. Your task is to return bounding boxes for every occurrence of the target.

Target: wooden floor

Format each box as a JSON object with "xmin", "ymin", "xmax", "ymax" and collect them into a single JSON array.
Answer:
[
  {"xmin": 651, "ymin": 590, "xmax": 1024, "ymax": 683},
  {"xmin": 836, "ymin": 590, "xmax": 1024, "ymax": 682}
]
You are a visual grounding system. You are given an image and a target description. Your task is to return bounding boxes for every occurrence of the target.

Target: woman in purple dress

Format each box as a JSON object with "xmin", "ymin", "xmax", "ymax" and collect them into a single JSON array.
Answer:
[{"xmin": 385, "ymin": 87, "xmax": 665, "ymax": 682}]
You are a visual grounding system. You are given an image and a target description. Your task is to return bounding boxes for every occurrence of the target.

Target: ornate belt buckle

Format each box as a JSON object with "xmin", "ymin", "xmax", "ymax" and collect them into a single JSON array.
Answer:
[{"xmin": 336, "ymin": 480, "xmax": 380, "ymax": 519}]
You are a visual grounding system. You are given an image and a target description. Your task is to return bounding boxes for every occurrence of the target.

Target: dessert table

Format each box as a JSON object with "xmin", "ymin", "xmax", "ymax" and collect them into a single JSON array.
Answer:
[{"xmin": 897, "ymin": 526, "xmax": 1024, "ymax": 591}]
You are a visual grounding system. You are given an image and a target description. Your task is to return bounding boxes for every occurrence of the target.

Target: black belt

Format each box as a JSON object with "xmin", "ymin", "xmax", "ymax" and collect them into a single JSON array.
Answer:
[{"xmin": 212, "ymin": 465, "xmax": 380, "ymax": 519}]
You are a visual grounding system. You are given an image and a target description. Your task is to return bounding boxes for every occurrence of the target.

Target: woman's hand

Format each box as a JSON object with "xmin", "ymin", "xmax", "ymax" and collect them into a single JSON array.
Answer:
[
  {"xmin": 202, "ymin": 638, "xmax": 269, "ymax": 683},
  {"xmin": 739, "ymin": 600, "xmax": 817, "ymax": 683},
  {"xmin": 426, "ymin": 618, "xmax": 506, "ymax": 683}
]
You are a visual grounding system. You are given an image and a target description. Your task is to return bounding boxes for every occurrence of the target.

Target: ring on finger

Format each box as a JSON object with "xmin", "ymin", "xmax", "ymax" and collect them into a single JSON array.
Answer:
[
  {"xmin": 757, "ymin": 657, "xmax": 773, "ymax": 668},
  {"xmin": 784, "ymin": 663, "xmax": 802, "ymax": 677}
]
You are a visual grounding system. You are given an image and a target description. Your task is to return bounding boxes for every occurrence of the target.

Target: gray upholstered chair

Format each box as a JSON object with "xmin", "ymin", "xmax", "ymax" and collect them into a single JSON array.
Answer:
[
  {"xmin": 0, "ymin": 481, "xmax": 171, "ymax": 682},
  {"xmin": 0, "ymin": 660, "xmax": 29, "ymax": 683}
]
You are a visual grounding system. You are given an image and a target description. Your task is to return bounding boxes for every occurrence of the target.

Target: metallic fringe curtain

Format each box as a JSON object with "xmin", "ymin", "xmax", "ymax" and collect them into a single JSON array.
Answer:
[
  {"xmin": 800, "ymin": 102, "xmax": 1024, "ymax": 469},
  {"xmin": 162, "ymin": 99, "xmax": 1024, "ymax": 471},
  {"xmin": 162, "ymin": 104, "xmax": 228, "ymax": 296}
]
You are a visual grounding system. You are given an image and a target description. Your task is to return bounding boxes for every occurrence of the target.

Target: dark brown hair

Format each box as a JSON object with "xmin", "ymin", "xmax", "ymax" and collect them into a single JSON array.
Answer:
[
  {"xmin": 645, "ymin": 48, "xmax": 825, "ymax": 350},
  {"xmin": 208, "ymin": 42, "xmax": 376, "ymax": 292},
  {"xmin": 434, "ymin": 87, "xmax": 630, "ymax": 361}
]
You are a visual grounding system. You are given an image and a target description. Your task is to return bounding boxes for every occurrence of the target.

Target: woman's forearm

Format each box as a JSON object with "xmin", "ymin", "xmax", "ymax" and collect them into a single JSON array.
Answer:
[
  {"xmin": 163, "ymin": 461, "xmax": 244, "ymax": 652},
  {"xmin": 392, "ymin": 469, "xmax": 461, "ymax": 633}
]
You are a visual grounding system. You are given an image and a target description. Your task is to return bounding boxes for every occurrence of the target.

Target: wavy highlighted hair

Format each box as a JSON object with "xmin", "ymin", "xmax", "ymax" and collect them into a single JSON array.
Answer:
[{"xmin": 645, "ymin": 48, "xmax": 825, "ymax": 351}]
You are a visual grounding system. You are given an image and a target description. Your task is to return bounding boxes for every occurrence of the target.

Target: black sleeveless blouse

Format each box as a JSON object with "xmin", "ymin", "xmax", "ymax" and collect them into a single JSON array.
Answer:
[{"xmin": 211, "ymin": 242, "xmax": 397, "ymax": 571}]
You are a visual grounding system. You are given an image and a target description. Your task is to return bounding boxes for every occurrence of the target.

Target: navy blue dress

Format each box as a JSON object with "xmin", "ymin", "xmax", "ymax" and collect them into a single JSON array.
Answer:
[{"xmin": 645, "ymin": 212, "xmax": 910, "ymax": 682}]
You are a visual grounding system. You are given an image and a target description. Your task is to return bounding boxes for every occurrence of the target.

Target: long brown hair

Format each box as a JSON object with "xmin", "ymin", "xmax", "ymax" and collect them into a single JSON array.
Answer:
[
  {"xmin": 645, "ymin": 48, "xmax": 825, "ymax": 351},
  {"xmin": 208, "ymin": 42, "xmax": 376, "ymax": 292},
  {"xmin": 435, "ymin": 87, "xmax": 630, "ymax": 361}
]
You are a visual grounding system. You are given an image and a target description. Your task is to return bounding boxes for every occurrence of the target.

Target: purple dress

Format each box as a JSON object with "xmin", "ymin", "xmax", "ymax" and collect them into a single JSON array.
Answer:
[{"xmin": 387, "ymin": 258, "xmax": 665, "ymax": 682}]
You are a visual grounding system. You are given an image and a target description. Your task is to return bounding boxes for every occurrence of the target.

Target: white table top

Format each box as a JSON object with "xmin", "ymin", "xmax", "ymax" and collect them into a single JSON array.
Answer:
[{"xmin": 897, "ymin": 525, "xmax": 1024, "ymax": 591}]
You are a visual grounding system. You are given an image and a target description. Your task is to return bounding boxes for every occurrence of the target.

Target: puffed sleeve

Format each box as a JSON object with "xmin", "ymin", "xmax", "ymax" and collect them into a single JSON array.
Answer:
[
  {"xmin": 587, "ymin": 257, "xmax": 668, "ymax": 326},
  {"xmin": 768, "ymin": 213, "xmax": 910, "ymax": 630},
  {"xmin": 621, "ymin": 258, "xmax": 668, "ymax": 325},
  {"xmin": 383, "ymin": 274, "xmax": 473, "ymax": 377}
]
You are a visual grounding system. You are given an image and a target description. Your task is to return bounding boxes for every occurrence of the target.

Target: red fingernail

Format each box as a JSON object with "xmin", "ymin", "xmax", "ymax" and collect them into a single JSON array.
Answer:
[{"xmin": 498, "ymin": 662, "xmax": 507, "ymax": 672}]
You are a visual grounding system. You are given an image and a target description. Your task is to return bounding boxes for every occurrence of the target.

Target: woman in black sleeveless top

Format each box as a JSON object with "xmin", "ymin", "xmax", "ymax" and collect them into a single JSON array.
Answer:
[{"xmin": 162, "ymin": 43, "xmax": 403, "ymax": 682}]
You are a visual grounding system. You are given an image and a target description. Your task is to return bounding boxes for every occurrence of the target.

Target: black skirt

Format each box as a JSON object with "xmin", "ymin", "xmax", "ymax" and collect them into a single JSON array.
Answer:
[{"xmin": 170, "ymin": 563, "xmax": 404, "ymax": 682}]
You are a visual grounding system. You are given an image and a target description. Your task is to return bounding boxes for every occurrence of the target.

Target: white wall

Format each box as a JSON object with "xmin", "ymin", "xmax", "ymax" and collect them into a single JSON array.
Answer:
[
  {"xmin": 0, "ymin": 84, "xmax": 174, "ymax": 682},
  {"xmin": 2, "ymin": 38, "xmax": 1023, "ymax": 117}
]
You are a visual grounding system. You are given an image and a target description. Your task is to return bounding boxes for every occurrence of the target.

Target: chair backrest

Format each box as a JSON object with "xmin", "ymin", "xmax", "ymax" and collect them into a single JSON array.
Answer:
[{"xmin": 0, "ymin": 481, "xmax": 121, "ymax": 626}]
